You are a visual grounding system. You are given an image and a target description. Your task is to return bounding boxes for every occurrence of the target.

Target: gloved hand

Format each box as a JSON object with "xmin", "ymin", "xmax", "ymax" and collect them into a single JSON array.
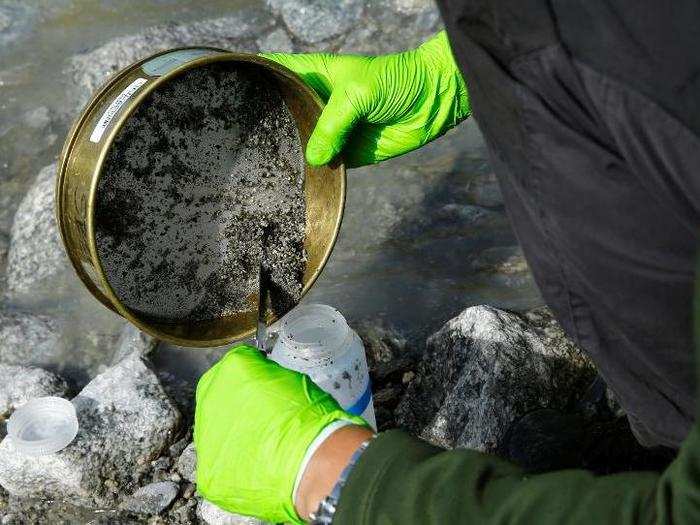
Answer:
[
  {"xmin": 194, "ymin": 344, "xmax": 369, "ymax": 524},
  {"xmin": 261, "ymin": 30, "xmax": 470, "ymax": 168}
]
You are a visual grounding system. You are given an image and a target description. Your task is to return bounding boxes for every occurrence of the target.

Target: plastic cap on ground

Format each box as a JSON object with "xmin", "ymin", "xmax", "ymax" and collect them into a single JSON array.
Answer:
[{"xmin": 6, "ymin": 396, "xmax": 79, "ymax": 456}]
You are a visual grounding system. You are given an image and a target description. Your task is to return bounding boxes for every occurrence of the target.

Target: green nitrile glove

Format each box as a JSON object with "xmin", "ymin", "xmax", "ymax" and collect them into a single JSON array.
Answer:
[
  {"xmin": 194, "ymin": 344, "xmax": 369, "ymax": 524},
  {"xmin": 261, "ymin": 30, "xmax": 470, "ymax": 168}
]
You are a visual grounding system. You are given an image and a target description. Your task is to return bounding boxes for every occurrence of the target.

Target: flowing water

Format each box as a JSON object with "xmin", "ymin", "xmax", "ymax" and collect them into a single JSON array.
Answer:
[{"xmin": 0, "ymin": 0, "xmax": 542, "ymax": 390}]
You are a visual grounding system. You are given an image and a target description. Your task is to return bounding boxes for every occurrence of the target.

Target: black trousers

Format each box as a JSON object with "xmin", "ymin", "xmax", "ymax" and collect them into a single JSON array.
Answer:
[{"xmin": 438, "ymin": 0, "xmax": 700, "ymax": 448}]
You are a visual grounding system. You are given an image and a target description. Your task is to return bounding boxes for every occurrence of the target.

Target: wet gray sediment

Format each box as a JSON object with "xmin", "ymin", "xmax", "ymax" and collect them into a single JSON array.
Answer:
[{"xmin": 95, "ymin": 63, "xmax": 306, "ymax": 324}]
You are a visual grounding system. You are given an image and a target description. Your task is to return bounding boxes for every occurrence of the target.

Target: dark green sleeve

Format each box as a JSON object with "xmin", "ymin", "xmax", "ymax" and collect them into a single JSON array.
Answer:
[{"xmin": 335, "ymin": 425, "xmax": 700, "ymax": 524}]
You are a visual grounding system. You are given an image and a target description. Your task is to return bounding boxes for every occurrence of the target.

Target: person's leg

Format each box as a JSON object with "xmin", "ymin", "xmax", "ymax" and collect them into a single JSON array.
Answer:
[{"xmin": 438, "ymin": 0, "xmax": 700, "ymax": 447}]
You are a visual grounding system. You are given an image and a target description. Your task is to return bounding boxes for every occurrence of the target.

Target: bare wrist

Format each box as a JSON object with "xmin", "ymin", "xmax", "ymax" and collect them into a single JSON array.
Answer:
[{"xmin": 295, "ymin": 424, "xmax": 375, "ymax": 521}]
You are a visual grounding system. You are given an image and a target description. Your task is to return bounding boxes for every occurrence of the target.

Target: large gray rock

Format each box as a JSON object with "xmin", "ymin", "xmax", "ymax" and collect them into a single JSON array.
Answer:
[
  {"xmin": 111, "ymin": 324, "xmax": 158, "ymax": 365},
  {"xmin": 67, "ymin": 9, "xmax": 274, "ymax": 110},
  {"xmin": 396, "ymin": 306, "xmax": 594, "ymax": 452},
  {"xmin": 268, "ymin": 0, "xmax": 364, "ymax": 43},
  {"xmin": 0, "ymin": 311, "xmax": 61, "ymax": 366},
  {"xmin": 197, "ymin": 499, "xmax": 269, "ymax": 525},
  {"xmin": 0, "ymin": 354, "xmax": 181, "ymax": 507},
  {"xmin": 0, "ymin": 364, "xmax": 69, "ymax": 418},
  {"xmin": 120, "ymin": 480, "xmax": 179, "ymax": 515},
  {"xmin": 7, "ymin": 163, "xmax": 69, "ymax": 297}
]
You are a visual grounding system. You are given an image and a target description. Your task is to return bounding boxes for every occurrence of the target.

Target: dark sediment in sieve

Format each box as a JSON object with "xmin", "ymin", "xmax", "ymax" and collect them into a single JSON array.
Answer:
[{"xmin": 94, "ymin": 63, "xmax": 306, "ymax": 324}]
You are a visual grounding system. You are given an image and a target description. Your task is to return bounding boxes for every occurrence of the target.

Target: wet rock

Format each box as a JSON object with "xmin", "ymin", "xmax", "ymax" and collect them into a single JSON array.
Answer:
[
  {"xmin": 268, "ymin": 0, "xmax": 364, "ymax": 43},
  {"xmin": 7, "ymin": 163, "xmax": 69, "ymax": 297},
  {"xmin": 0, "ymin": 354, "xmax": 181, "ymax": 507},
  {"xmin": 356, "ymin": 321, "xmax": 410, "ymax": 368},
  {"xmin": 0, "ymin": 311, "xmax": 61, "ymax": 366},
  {"xmin": 470, "ymin": 246, "xmax": 529, "ymax": 275},
  {"xmin": 396, "ymin": 305, "xmax": 595, "ymax": 452},
  {"xmin": 67, "ymin": 9, "xmax": 274, "ymax": 110},
  {"xmin": 120, "ymin": 481, "xmax": 179, "ymax": 515},
  {"xmin": 256, "ymin": 28, "xmax": 294, "ymax": 52},
  {"xmin": 0, "ymin": 4, "xmax": 38, "ymax": 48},
  {"xmin": 435, "ymin": 203, "xmax": 501, "ymax": 226},
  {"xmin": 176, "ymin": 442, "xmax": 196, "ymax": 483},
  {"xmin": 197, "ymin": 499, "xmax": 269, "ymax": 525},
  {"xmin": 0, "ymin": 364, "xmax": 69, "ymax": 418},
  {"xmin": 111, "ymin": 324, "xmax": 158, "ymax": 365}
]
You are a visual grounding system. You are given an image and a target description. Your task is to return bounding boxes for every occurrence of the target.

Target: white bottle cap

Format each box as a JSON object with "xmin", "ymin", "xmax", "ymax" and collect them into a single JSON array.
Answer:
[{"xmin": 6, "ymin": 396, "xmax": 79, "ymax": 456}]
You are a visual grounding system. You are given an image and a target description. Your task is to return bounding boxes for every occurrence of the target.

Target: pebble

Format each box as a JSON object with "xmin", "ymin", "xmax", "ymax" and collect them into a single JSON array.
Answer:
[
  {"xmin": 120, "ymin": 481, "xmax": 179, "ymax": 515},
  {"xmin": 176, "ymin": 442, "xmax": 197, "ymax": 483}
]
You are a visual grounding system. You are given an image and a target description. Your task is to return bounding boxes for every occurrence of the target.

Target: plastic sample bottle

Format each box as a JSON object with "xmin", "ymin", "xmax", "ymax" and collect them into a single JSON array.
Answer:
[{"xmin": 270, "ymin": 304, "xmax": 377, "ymax": 430}]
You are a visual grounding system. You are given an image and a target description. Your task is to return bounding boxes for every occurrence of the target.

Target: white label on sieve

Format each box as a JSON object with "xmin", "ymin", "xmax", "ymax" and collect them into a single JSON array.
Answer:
[
  {"xmin": 141, "ymin": 49, "xmax": 218, "ymax": 76},
  {"xmin": 89, "ymin": 77, "xmax": 148, "ymax": 143}
]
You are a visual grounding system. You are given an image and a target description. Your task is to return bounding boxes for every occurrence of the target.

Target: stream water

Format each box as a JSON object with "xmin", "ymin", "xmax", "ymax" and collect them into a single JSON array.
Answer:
[{"xmin": 0, "ymin": 0, "xmax": 542, "ymax": 390}]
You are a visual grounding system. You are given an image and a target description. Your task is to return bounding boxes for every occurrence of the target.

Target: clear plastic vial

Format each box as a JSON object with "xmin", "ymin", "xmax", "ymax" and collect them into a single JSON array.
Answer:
[{"xmin": 270, "ymin": 304, "xmax": 377, "ymax": 430}]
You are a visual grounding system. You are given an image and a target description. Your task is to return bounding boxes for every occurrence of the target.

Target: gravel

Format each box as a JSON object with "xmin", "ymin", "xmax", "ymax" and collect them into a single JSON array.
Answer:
[
  {"xmin": 95, "ymin": 63, "xmax": 306, "ymax": 324},
  {"xmin": 0, "ymin": 354, "xmax": 181, "ymax": 507}
]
